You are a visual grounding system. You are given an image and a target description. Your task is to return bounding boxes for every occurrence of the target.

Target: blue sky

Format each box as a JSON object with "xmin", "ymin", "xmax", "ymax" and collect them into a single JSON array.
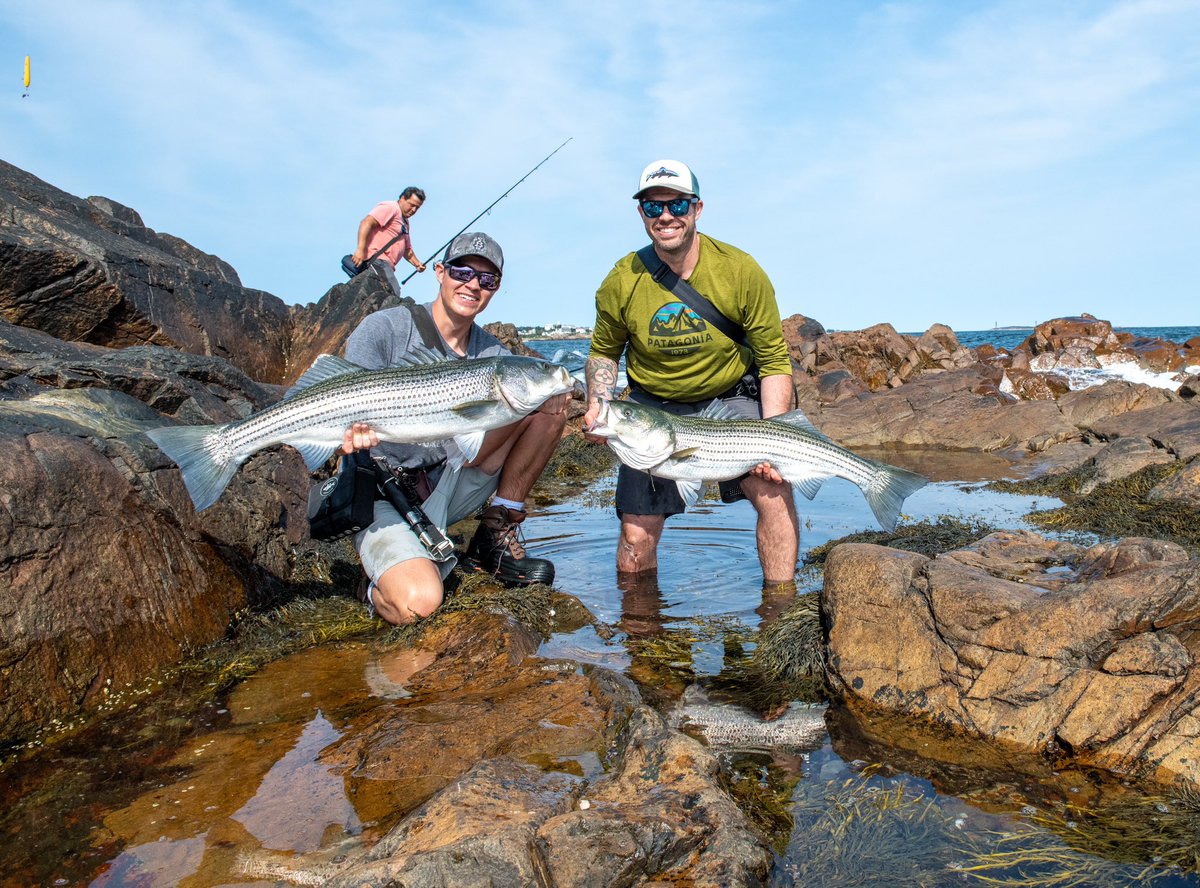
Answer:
[{"xmin": 2, "ymin": 0, "xmax": 1197, "ymax": 332}]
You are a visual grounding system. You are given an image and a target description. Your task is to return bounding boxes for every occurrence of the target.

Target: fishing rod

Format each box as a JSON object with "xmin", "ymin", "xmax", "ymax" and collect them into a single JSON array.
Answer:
[{"xmin": 400, "ymin": 137, "xmax": 572, "ymax": 285}]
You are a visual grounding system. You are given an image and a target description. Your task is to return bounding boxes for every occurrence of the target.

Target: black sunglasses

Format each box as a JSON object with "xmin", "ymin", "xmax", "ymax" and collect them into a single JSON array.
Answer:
[
  {"xmin": 639, "ymin": 197, "xmax": 697, "ymax": 218},
  {"xmin": 445, "ymin": 263, "xmax": 501, "ymax": 290}
]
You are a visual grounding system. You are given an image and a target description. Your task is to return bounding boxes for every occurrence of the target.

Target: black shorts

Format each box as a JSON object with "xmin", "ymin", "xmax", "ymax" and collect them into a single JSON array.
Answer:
[{"xmin": 614, "ymin": 386, "xmax": 762, "ymax": 519}]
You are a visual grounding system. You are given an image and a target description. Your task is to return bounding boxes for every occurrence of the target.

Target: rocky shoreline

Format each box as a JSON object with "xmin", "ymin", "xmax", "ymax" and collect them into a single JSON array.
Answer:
[{"xmin": 4, "ymin": 159, "xmax": 1200, "ymax": 884}]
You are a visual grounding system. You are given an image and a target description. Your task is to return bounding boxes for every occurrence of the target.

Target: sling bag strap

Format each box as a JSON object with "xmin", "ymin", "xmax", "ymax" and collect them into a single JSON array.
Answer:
[
  {"xmin": 400, "ymin": 298, "xmax": 448, "ymax": 356},
  {"xmin": 363, "ymin": 220, "xmax": 408, "ymax": 267},
  {"xmin": 635, "ymin": 244, "xmax": 749, "ymax": 350}
]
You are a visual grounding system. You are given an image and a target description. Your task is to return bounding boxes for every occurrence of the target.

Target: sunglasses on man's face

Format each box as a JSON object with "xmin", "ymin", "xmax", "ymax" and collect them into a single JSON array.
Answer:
[
  {"xmin": 445, "ymin": 263, "xmax": 501, "ymax": 290},
  {"xmin": 639, "ymin": 197, "xmax": 697, "ymax": 219}
]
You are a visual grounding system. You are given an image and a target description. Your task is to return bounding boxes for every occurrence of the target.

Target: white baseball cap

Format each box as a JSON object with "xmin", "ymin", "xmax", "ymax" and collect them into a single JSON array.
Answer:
[{"xmin": 633, "ymin": 159, "xmax": 699, "ymax": 199}]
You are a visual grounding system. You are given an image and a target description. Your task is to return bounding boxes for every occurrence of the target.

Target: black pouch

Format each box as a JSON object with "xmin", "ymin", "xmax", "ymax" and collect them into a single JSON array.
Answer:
[
  {"xmin": 307, "ymin": 450, "xmax": 376, "ymax": 540},
  {"xmin": 341, "ymin": 254, "xmax": 364, "ymax": 278}
]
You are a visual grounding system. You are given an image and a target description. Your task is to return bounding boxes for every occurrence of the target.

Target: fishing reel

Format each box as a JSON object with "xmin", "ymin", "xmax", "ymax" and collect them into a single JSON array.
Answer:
[{"xmin": 372, "ymin": 458, "xmax": 456, "ymax": 562}]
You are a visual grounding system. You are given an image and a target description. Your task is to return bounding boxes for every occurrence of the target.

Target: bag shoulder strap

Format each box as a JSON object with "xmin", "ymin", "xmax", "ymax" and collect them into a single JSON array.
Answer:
[
  {"xmin": 635, "ymin": 245, "xmax": 749, "ymax": 349},
  {"xmin": 364, "ymin": 221, "xmax": 408, "ymax": 266},
  {"xmin": 400, "ymin": 298, "xmax": 447, "ymax": 356}
]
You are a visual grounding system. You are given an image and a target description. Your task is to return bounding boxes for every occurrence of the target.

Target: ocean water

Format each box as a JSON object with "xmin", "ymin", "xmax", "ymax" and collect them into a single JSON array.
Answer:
[{"xmin": 530, "ymin": 325, "xmax": 1200, "ymax": 393}]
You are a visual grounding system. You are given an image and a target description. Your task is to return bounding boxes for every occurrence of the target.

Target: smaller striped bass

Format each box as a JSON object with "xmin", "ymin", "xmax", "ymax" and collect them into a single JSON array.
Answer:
[
  {"xmin": 146, "ymin": 348, "xmax": 574, "ymax": 512},
  {"xmin": 590, "ymin": 398, "xmax": 927, "ymax": 531}
]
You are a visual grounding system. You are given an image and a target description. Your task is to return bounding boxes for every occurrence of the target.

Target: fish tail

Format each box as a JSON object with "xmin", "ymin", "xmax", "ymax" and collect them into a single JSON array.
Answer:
[
  {"xmin": 145, "ymin": 423, "xmax": 241, "ymax": 512},
  {"xmin": 864, "ymin": 463, "xmax": 928, "ymax": 532}
]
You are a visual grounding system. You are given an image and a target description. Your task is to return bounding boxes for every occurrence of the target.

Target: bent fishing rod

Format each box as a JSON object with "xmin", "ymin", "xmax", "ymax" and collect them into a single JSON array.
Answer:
[{"xmin": 401, "ymin": 137, "xmax": 573, "ymax": 285}]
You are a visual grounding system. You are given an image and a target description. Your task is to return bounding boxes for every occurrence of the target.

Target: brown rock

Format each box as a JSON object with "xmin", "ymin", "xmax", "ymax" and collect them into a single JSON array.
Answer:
[
  {"xmin": 321, "ymin": 612, "xmax": 771, "ymax": 888},
  {"xmin": 1176, "ymin": 374, "xmax": 1200, "ymax": 400},
  {"xmin": 1021, "ymin": 314, "xmax": 1123, "ymax": 357},
  {"xmin": 283, "ymin": 275, "xmax": 403, "ymax": 385},
  {"xmin": 0, "ymin": 320, "xmax": 342, "ymax": 746},
  {"xmin": 0, "ymin": 159, "xmax": 292, "ymax": 383},
  {"xmin": 824, "ymin": 532, "xmax": 1200, "ymax": 787},
  {"xmin": 829, "ymin": 323, "xmax": 916, "ymax": 391},
  {"xmin": 1147, "ymin": 459, "xmax": 1200, "ymax": 506},
  {"xmin": 483, "ymin": 321, "xmax": 540, "ymax": 357},
  {"xmin": 1123, "ymin": 336, "xmax": 1187, "ymax": 373},
  {"xmin": 1077, "ymin": 436, "xmax": 1176, "ymax": 493},
  {"xmin": 1, "ymin": 159, "xmax": 397, "ymax": 387},
  {"xmin": 1087, "ymin": 400, "xmax": 1200, "ymax": 461},
  {"xmin": 782, "ymin": 313, "xmax": 843, "ymax": 377},
  {"xmin": 1003, "ymin": 368, "xmax": 1065, "ymax": 400}
]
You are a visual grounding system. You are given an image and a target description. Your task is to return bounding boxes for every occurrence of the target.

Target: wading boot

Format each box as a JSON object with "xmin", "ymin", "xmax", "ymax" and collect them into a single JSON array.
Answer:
[{"xmin": 465, "ymin": 505, "xmax": 555, "ymax": 586}]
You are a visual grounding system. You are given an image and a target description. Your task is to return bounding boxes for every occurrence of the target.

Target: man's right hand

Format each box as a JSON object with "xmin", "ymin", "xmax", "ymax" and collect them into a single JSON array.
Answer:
[
  {"xmin": 341, "ymin": 422, "xmax": 380, "ymax": 454},
  {"xmin": 581, "ymin": 402, "xmax": 608, "ymax": 444},
  {"xmin": 351, "ymin": 250, "xmax": 365, "ymax": 267}
]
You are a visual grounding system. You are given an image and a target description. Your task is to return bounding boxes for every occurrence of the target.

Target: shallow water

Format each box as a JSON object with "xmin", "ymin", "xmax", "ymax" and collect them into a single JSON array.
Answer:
[
  {"xmin": 3, "ymin": 457, "xmax": 1197, "ymax": 886},
  {"xmin": 536, "ymin": 464, "xmax": 1059, "ymax": 657}
]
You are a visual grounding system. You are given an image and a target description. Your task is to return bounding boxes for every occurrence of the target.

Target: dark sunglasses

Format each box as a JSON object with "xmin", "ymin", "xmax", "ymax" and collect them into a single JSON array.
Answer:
[
  {"xmin": 445, "ymin": 263, "xmax": 501, "ymax": 290},
  {"xmin": 639, "ymin": 197, "xmax": 697, "ymax": 218}
]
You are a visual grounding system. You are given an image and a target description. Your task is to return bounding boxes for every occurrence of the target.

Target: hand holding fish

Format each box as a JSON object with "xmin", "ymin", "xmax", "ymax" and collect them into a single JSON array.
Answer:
[
  {"xmin": 537, "ymin": 393, "xmax": 571, "ymax": 416},
  {"xmin": 340, "ymin": 422, "xmax": 380, "ymax": 455},
  {"xmin": 145, "ymin": 350, "xmax": 575, "ymax": 512},
  {"xmin": 589, "ymin": 398, "xmax": 927, "ymax": 532},
  {"xmin": 748, "ymin": 460, "xmax": 785, "ymax": 485}
]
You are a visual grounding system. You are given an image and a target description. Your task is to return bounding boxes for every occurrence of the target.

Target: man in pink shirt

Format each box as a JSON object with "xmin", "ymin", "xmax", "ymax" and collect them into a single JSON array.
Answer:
[{"xmin": 351, "ymin": 186, "xmax": 428, "ymax": 294}]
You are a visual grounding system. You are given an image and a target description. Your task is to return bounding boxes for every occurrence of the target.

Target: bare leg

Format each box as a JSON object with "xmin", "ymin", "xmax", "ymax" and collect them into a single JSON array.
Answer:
[
  {"xmin": 617, "ymin": 513, "xmax": 666, "ymax": 574},
  {"xmin": 742, "ymin": 475, "xmax": 799, "ymax": 585},
  {"xmin": 470, "ymin": 409, "xmax": 567, "ymax": 501},
  {"xmin": 371, "ymin": 557, "xmax": 445, "ymax": 625}
]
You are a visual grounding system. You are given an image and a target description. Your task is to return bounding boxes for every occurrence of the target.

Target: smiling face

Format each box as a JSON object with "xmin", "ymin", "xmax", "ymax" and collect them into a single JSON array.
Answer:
[
  {"xmin": 434, "ymin": 254, "xmax": 500, "ymax": 323},
  {"xmin": 639, "ymin": 186, "xmax": 702, "ymax": 258}
]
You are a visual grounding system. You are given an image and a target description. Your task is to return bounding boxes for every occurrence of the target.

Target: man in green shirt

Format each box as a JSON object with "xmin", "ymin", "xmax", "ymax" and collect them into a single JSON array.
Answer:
[{"xmin": 583, "ymin": 159, "xmax": 799, "ymax": 586}]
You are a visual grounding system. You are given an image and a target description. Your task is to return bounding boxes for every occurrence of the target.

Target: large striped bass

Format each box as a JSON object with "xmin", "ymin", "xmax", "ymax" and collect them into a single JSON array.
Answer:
[
  {"xmin": 146, "ymin": 349, "xmax": 574, "ymax": 512},
  {"xmin": 589, "ymin": 398, "xmax": 927, "ymax": 532}
]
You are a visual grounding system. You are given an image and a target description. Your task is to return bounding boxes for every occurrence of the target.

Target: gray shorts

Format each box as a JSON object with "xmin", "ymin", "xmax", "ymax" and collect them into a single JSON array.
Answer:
[{"xmin": 355, "ymin": 465, "xmax": 499, "ymax": 583}]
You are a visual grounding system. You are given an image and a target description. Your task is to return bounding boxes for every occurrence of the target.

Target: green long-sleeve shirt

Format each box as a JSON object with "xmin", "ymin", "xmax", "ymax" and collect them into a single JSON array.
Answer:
[{"xmin": 589, "ymin": 234, "xmax": 792, "ymax": 402}]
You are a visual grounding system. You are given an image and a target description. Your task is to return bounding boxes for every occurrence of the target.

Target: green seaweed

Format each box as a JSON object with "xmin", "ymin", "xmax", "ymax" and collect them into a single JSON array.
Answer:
[
  {"xmin": 804, "ymin": 516, "xmax": 998, "ymax": 566},
  {"xmin": 993, "ymin": 462, "xmax": 1200, "ymax": 555},
  {"xmin": 783, "ymin": 768, "xmax": 1198, "ymax": 886}
]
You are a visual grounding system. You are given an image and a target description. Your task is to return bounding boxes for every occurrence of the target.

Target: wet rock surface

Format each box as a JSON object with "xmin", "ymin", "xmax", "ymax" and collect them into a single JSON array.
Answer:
[
  {"xmin": 824, "ymin": 531, "xmax": 1200, "ymax": 788},
  {"xmin": 295, "ymin": 611, "xmax": 773, "ymax": 888},
  {"xmin": 0, "ymin": 316, "xmax": 349, "ymax": 747}
]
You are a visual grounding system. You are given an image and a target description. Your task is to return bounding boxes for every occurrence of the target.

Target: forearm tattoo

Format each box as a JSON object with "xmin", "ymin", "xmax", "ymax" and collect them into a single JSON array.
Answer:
[{"xmin": 585, "ymin": 356, "xmax": 618, "ymax": 405}]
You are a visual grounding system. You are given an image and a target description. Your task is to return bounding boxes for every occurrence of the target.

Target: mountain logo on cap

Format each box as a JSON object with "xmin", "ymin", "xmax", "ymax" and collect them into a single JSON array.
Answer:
[{"xmin": 646, "ymin": 167, "xmax": 679, "ymax": 181}]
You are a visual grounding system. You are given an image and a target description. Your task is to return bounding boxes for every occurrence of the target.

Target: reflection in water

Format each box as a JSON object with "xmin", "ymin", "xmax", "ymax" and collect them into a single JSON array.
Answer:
[
  {"xmin": 364, "ymin": 648, "xmax": 438, "ymax": 700},
  {"xmin": 90, "ymin": 834, "xmax": 206, "ymax": 887},
  {"xmin": 232, "ymin": 711, "xmax": 359, "ymax": 852},
  {"xmin": 617, "ymin": 571, "xmax": 694, "ymax": 708}
]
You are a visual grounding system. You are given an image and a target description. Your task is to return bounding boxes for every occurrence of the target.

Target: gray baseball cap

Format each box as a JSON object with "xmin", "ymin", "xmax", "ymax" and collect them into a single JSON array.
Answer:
[{"xmin": 443, "ymin": 231, "xmax": 504, "ymax": 271}]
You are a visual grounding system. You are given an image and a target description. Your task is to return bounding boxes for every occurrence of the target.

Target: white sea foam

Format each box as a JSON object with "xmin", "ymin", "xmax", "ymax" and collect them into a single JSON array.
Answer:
[{"xmin": 1046, "ymin": 354, "xmax": 1200, "ymax": 393}]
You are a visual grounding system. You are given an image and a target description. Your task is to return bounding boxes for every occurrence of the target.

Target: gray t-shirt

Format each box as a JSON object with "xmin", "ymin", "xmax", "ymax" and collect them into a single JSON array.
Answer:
[{"xmin": 342, "ymin": 301, "xmax": 508, "ymax": 470}]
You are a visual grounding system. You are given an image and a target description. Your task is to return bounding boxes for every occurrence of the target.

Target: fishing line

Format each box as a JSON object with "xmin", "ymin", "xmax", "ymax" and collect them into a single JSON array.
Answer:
[{"xmin": 400, "ymin": 137, "xmax": 572, "ymax": 285}]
